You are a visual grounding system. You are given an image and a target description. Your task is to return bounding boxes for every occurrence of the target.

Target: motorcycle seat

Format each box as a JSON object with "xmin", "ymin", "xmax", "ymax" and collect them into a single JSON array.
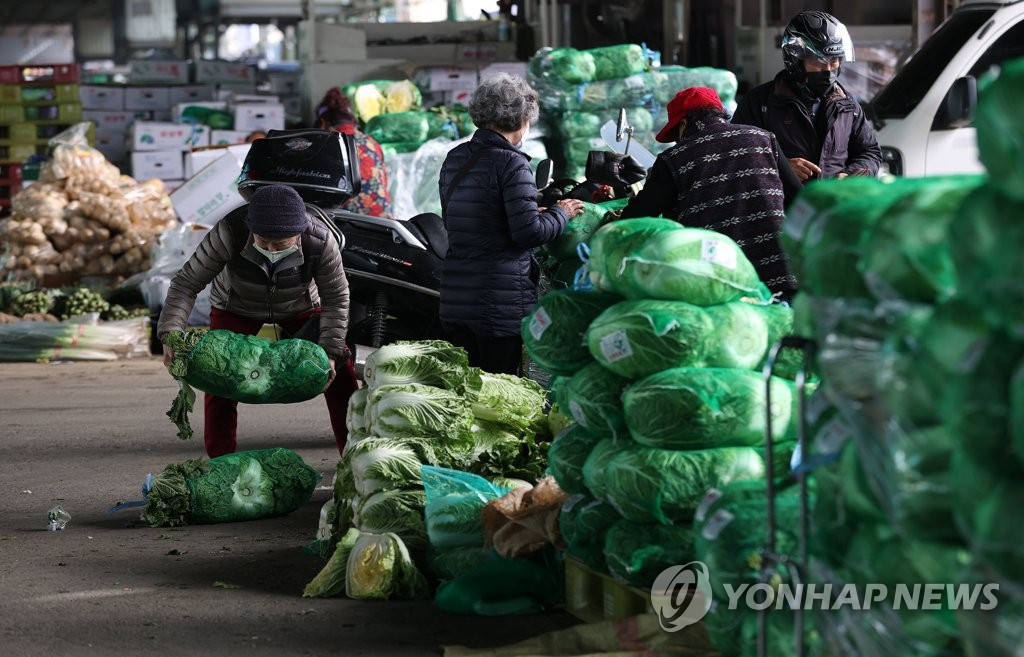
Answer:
[{"xmin": 406, "ymin": 213, "xmax": 448, "ymax": 260}]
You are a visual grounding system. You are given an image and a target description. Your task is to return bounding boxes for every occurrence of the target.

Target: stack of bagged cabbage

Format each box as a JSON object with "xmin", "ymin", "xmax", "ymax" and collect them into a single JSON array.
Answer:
[
  {"xmin": 527, "ymin": 45, "xmax": 738, "ymax": 179},
  {"xmin": 779, "ymin": 59, "xmax": 1024, "ymax": 657},
  {"xmin": 302, "ymin": 340, "xmax": 551, "ymax": 600},
  {"xmin": 524, "ymin": 215, "xmax": 810, "ymax": 651},
  {"xmin": 341, "ymin": 78, "xmax": 473, "ymax": 156}
]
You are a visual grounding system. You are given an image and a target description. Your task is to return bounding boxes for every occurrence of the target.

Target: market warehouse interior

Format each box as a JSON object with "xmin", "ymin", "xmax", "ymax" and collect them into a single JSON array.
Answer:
[{"xmin": 2, "ymin": 0, "xmax": 1024, "ymax": 656}]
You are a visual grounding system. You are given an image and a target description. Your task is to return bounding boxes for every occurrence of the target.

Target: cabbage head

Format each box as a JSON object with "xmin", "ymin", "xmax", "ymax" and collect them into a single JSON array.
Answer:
[
  {"xmin": 346, "ymin": 532, "xmax": 430, "ymax": 600},
  {"xmin": 384, "ymin": 80, "xmax": 422, "ymax": 114},
  {"xmin": 585, "ymin": 299, "xmax": 715, "ymax": 379},
  {"xmin": 469, "ymin": 371, "xmax": 546, "ymax": 433},
  {"xmin": 547, "ymin": 425, "xmax": 601, "ymax": 495},
  {"xmin": 366, "ymin": 383, "xmax": 474, "ymax": 444},
  {"xmin": 604, "ymin": 519, "xmax": 695, "ymax": 587},
  {"xmin": 702, "ymin": 302, "xmax": 771, "ymax": 370},
  {"xmin": 560, "ymin": 495, "xmax": 621, "ymax": 571},
  {"xmin": 523, "ymin": 289, "xmax": 620, "ymax": 376},
  {"xmin": 345, "ymin": 386, "xmax": 369, "ymax": 435},
  {"xmin": 557, "ymin": 362, "xmax": 630, "ymax": 440},
  {"xmin": 303, "ymin": 527, "xmax": 361, "ymax": 598},
  {"xmin": 363, "ymin": 340, "xmax": 476, "ymax": 393},
  {"xmin": 352, "ymin": 84, "xmax": 387, "ymax": 123},
  {"xmin": 352, "ymin": 488, "xmax": 427, "ymax": 549},
  {"xmin": 604, "ymin": 446, "xmax": 765, "ymax": 524},
  {"xmin": 623, "ymin": 368, "xmax": 797, "ymax": 450},
  {"xmin": 346, "ymin": 437, "xmax": 436, "ymax": 497},
  {"xmin": 364, "ymin": 111, "xmax": 430, "ymax": 144},
  {"xmin": 581, "ymin": 438, "xmax": 642, "ymax": 501},
  {"xmin": 588, "ymin": 217, "xmax": 673, "ymax": 294}
]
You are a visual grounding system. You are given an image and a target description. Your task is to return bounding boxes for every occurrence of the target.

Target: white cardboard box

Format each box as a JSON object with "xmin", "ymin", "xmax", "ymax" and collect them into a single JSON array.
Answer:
[
  {"xmin": 426, "ymin": 67, "xmax": 479, "ymax": 92},
  {"xmin": 266, "ymin": 73, "xmax": 301, "ymax": 95},
  {"xmin": 194, "ymin": 60, "xmax": 256, "ymax": 84},
  {"xmin": 84, "ymin": 110, "xmax": 141, "ymax": 135},
  {"xmin": 228, "ymin": 93, "xmax": 279, "ymax": 105},
  {"xmin": 93, "ymin": 133, "xmax": 128, "ymax": 163},
  {"xmin": 79, "ymin": 85, "xmax": 125, "ymax": 111},
  {"xmin": 209, "ymin": 129, "xmax": 250, "ymax": 146},
  {"xmin": 172, "ymin": 101, "xmax": 229, "ymax": 121},
  {"xmin": 131, "ymin": 121, "xmax": 211, "ymax": 151},
  {"xmin": 215, "ymin": 82, "xmax": 259, "ymax": 98},
  {"xmin": 184, "ymin": 148, "xmax": 229, "ymax": 179},
  {"xmin": 232, "ymin": 104, "xmax": 285, "ymax": 133},
  {"xmin": 130, "ymin": 60, "xmax": 191, "ymax": 84},
  {"xmin": 124, "ymin": 86, "xmax": 171, "ymax": 111},
  {"xmin": 131, "ymin": 150, "xmax": 184, "ymax": 180},
  {"xmin": 167, "ymin": 85, "xmax": 215, "ymax": 105},
  {"xmin": 170, "ymin": 151, "xmax": 247, "ymax": 226}
]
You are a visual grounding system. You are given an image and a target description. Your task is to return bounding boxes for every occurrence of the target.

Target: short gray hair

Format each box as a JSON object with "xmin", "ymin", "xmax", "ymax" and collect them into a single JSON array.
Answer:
[{"xmin": 468, "ymin": 73, "xmax": 540, "ymax": 133}]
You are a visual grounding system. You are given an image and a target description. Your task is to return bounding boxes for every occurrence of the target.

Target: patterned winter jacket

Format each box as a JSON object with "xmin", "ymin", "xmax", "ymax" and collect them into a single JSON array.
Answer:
[
  {"xmin": 620, "ymin": 115, "xmax": 797, "ymax": 298},
  {"xmin": 438, "ymin": 128, "xmax": 568, "ymax": 337},
  {"xmin": 156, "ymin": 206, "xmax": 350, "ymax": 358}
]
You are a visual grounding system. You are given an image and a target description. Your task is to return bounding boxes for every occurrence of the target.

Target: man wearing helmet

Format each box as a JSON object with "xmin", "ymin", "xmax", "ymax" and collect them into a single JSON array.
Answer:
[{"xmin": 733, "ymin": 10, "xmax": 882, "ymax": 181}]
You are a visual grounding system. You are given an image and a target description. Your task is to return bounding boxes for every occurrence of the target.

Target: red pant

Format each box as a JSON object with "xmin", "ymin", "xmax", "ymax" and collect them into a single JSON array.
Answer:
[{"xmin": 205, "ymin": 307, "xmax": 358, "ymax": 458}]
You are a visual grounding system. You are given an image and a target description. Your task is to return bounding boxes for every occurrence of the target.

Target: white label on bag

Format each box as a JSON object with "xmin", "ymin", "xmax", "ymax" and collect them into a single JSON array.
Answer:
[
  {"xmin": 599, "ymin": 330, "xmax": 633, "ymax": 363},
  {"xmin": 815, "ymin": 417, "xmax": 851, "ymax": 456},
  {"xmin": 702, "ymin": 509, "xmax": 735, "ymax": 541},
  {"xmin": 694, "ymin": 488, "xmax": 723, "ymax": 523},
  {"xmin": 701, "ymin": 238, "xmax": 737, "ymax": 270},
  {"xmin": 568, "ymin": 400, "xmax": 588, "ymax": 428},
  {"xmin": 529, "ymin": 307, "xmax": 552, "ymax": 341}
]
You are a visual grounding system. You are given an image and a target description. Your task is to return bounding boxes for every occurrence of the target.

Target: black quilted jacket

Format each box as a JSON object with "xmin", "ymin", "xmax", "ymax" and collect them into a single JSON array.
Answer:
[{"xmin": 438, "ymin": 129, "xmax": 568, "ymax": 337}]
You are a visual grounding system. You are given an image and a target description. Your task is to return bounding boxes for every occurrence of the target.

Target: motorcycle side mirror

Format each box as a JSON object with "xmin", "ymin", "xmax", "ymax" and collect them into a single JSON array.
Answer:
[
  {"xmin": 616, "ymin": 108, "xmax": 632, "ymax": 142},
  {"xmin": 535, "ymin": 159, "xmax": 554, "ymax": 190}
]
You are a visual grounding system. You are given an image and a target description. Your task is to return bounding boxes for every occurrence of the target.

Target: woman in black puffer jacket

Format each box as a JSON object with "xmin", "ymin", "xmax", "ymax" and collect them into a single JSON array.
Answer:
[{"xmin": 438, "ymin": 73, "xmax": 584, "ymax": 375}]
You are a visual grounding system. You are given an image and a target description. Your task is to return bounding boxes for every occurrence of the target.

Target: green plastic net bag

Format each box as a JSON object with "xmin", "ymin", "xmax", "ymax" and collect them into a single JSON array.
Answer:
[
  {"xmin": 364, "ymin": 110, "xmax": 431, "ymax": 144},
  {"xmin": 581, "ymin": 438, "xmax": 641, "ymax": 501},
  {"xmin": 622, "ymin": 367, "xmax": 797, "ymax": 450},
  {"xmin": 542, "ymin": 200, "xmax": 621, "ymax": 262},
  {"xmin": 603, "ymin": 519, "xmax": 695, "ymax": 587},
  {"xmin": 587, "ymin": 44, "xmax": 648, "ymax": 81},
  {"xmin": 522, "ymin": 289, "xmax": 621, "ymax": 376},
  {"xmin": 129, "ymin": 448, "xmax": 319, "ymax": 527},
  {"xmin": 651, "ymin": 66, "xmax": 739, "ymax": 106},
  {"xmin": 590, "ymin": 218, "xmax": 770, "ymax": 304},
  {"xmin": 559, "ymin": 495, "xmax": 621, "ymax": 571},
  {"xmin": 559, "ymin": 108, "xmax": 653, "ymax": 139},
  {"xmin": 546, "ymin": 424, "xmax": 602, "ymax": 495},
  {"xmin": 556, "ymin": 362, "xmax": 630, "ymax": 440},
  {"xmin": 975, "ymin": 57, "xmax": 1024, "ymax": 202},
  {"xmin": 164, "ymin": 329, "xmax": 330, "ymax": 440}
]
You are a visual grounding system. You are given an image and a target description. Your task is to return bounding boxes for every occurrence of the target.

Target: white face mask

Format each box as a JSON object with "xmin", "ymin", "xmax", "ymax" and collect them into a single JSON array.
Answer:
[{"xmin": 253, "ymin": 244, "xmax": 299, "ymax": 263}]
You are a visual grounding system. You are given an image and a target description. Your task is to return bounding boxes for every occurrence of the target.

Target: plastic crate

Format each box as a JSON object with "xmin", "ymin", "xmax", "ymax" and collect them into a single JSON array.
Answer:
[
  {"xmin": 0, "ymin": 123, "xmax": 94, "ymax": 144},
  {"xmin": 0, "ymin": 84, "xmax": 80, "ymax": 105},
  {"xmin": 563, "ymin": 558, "xmax": 654, "ymax": 623},
  {"xmin": 0, "ymin": 180, "xmax": 22, "ymax": 199},
  {"xmin": 0, "ymin": 64, "xmax": 79, "ymax": 85},
  {"xmin": 0, "ymin": 144, "xmax": 44, "ymax": 161},
  {"xmin": 0, "ymin": 162, "xmax": 23, "ymax": 181}
]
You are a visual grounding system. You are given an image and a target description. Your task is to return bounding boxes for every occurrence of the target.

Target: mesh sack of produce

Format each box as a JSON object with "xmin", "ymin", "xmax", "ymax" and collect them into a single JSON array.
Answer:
[
  {"xmin": 947, "ymin": 187, "xmax": 1024, "ymax": 339},
  {"xmin": 859, "ymin": 175, "xmax": 983, "ymax": 303},
  {"xmin": 136, "ymin": 448, "xmax": 319, "ymax": 527},
  {"xmin": 783, "ymin": 176, "xmax": 917, "ymax": 298},
  {"xmin": 381, "ymin": 141, "xmax": 426, "ymax": 156},
  {"xmin": 975, "ymin": 57, "xmax": 1024, "ymax": 202},
  {"xmin": 364, "ymin": 111, "xmax": 431, "ymax": 145},
  {"xmin": 559, "ymin": 495, "xmax": 621, "ymax": 571},
  {"xmin": 547, "ymin": 425, "xmax": 602, "ymax": 495},
  {"xmin": 543, "ymin": 47, "xmax": 597, "ymax": 83},
  {"xmin": 522, "ymin": 288, "xmax": 621, "ymax": 376},
  {"xmin": 556, "ymin": 362, "xmax": 630, "ymax": 440},
  {"xmin": 559, "ymin": 107, "xmax": 654, "ymax": 139},
  {"xmin": 564, "ymin": 137, "xmax": 611, "ymax": 171},
  {"xmin": 422, "ymin": 465, "xmax": 511, "ymax": 549},
  {"xmin": 581, "ymin": 437, "xmax": 641, "ymax": 501},
  {"xmin": 692, "ymin": 480, "xmax": 801, "ymax": 599},
  {"xmin": 651, "ymin": 66, "xmax": 739, "ymax": 107},
  {"xmin": 587, "ymin": 44, "xmax": 648, "ymax": 81},
  {"xmin": 702, "ymin": 301, "xmax": 777, "ymax": 370},
  {"xmin": 584, "ymin": 299, "xmax": 716, "ymax": 379},
  {"xmin": 604, "ymin": 445, "xmax": 765, "ymax": 524},
  {"xmin": 591, "ymin": 218, "xmax": 770, "ymax": 304},
  {"xmin": 163, "ymin": 329, "xmax": 331, "ymax": 440},
  {"xmin": 542, "ymin": 200, "xmax": 623, "ymax": 262},
  {"xmin": 622, "ymin": 367, "xmax": 797, "ymax": 450},
  {"xmin": 603, "ymin": 520, "xmax": 696, "ymax": 588},
  {"xmin": 950, "ymin": 449, "xmax": 1024, "ymax": 582},
  {"xmin": 383, "ymin": 80, "xmax": 423, "ymax": 114},
  {"xmin": 552, "ymin": 74, "xmax": 656, "ymax": 112}
]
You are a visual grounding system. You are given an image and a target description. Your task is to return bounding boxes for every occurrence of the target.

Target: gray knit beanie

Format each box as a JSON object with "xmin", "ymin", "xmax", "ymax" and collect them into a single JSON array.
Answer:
[{"xmin": 245, "ymin": 185, "xmax": 310, "ymax": 236}]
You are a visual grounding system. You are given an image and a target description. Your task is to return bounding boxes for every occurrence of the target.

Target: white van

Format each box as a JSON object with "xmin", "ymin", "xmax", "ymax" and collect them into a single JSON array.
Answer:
[{"xmin": 871, "ymin": 0, "xmax": 1024, "ymax": 176}]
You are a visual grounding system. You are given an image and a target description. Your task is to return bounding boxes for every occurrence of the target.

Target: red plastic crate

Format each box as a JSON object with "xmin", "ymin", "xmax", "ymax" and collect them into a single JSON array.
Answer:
[
  {"xmin": 0, "ymin": 64, "xmax": 79, "ymax": 84},
  {"xmin": 0, "ymin": 180, "xmax": 22, "ymax": 199},
  {"xmin": 0, "ymin": 162, "xmax": 23, "ymax": 181}
]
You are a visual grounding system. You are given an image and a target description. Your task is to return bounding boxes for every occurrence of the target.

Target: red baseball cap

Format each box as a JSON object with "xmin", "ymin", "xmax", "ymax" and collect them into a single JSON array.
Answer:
[{"xmin": 655, "ymin": 87, "xmax": 725, "ymax": 143}]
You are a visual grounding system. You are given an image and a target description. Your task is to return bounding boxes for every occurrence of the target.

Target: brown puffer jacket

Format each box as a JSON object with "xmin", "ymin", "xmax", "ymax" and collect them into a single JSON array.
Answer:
[{"xmin": 156, "ymin": 206, "xmax": 349, "ymax": 358}]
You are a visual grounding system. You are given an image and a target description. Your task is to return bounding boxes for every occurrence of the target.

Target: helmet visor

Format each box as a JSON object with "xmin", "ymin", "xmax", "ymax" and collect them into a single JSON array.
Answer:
[{"xmin": 781, "ymin": 25, "xmax": 855, "ymax": 64}]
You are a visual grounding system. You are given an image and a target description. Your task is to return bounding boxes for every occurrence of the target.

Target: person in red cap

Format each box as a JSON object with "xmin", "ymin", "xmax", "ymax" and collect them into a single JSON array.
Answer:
[
  {"xmin": 157, "ymin": 184, "xmax": 359, "ymax": 458},
  {"xmin": 619, "ymin": 87, "xmax": 800, "ymax": 300}
]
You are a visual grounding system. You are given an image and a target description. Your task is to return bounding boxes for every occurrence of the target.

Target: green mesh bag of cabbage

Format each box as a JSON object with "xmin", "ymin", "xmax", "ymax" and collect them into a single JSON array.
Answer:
[
  {"xmin": 163, "ymin": 328, "xmax": 331, "ymax": 441},
  {"xmin": 110, "ymin": 448, "xmax": 320, "ymax": 527}
]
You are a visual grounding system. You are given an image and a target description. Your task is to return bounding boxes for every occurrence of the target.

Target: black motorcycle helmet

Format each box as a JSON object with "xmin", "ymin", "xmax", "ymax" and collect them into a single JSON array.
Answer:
[{"xmin": 781, "ymin": 11, "xmax": 854, "ymax": 86}]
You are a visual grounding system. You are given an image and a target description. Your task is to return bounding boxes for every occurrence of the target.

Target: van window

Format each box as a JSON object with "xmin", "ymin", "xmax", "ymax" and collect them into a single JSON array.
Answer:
[
  {"xmin": 968, "ymin": 20, "xmax": 1024, "ymax": 79},
  {"xmin": 872, "ymin": 8, "xmax": 995, "ymax": 119}
]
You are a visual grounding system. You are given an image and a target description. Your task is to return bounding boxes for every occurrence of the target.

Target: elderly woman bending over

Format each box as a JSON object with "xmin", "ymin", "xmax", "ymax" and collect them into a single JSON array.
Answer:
[{"xmin": 438, "ymin": 73, "xmax": 585, "ymax": 375}]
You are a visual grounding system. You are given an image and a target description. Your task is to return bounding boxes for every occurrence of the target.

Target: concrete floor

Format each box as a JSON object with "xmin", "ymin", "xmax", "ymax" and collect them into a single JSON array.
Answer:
[{"xmin": 0, "ymin": 358, "xmax": 577, "ymax": 657}]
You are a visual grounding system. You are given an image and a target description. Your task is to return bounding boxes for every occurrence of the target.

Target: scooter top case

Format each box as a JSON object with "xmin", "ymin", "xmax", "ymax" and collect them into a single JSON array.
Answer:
[{"xmin": 236, "ymin": 129, "xmax": 361, "ymax": 209}]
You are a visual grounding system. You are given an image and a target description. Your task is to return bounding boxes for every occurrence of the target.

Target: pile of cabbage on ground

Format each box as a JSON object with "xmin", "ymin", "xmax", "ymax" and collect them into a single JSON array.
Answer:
[
  {"xmin": 777, "ymin": 58, "xmax": 1024, "ymax": 657},
  {"xmin": 527, "ymin": 45, "xmax": 739, "ymax": 179},
  {"xmin": 525, "ymin": 215, "xmax": 807, "ymax": 650},
  {"xmin": 302, "ymin": 340, "xmax": 553, "ymax": 600}
]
